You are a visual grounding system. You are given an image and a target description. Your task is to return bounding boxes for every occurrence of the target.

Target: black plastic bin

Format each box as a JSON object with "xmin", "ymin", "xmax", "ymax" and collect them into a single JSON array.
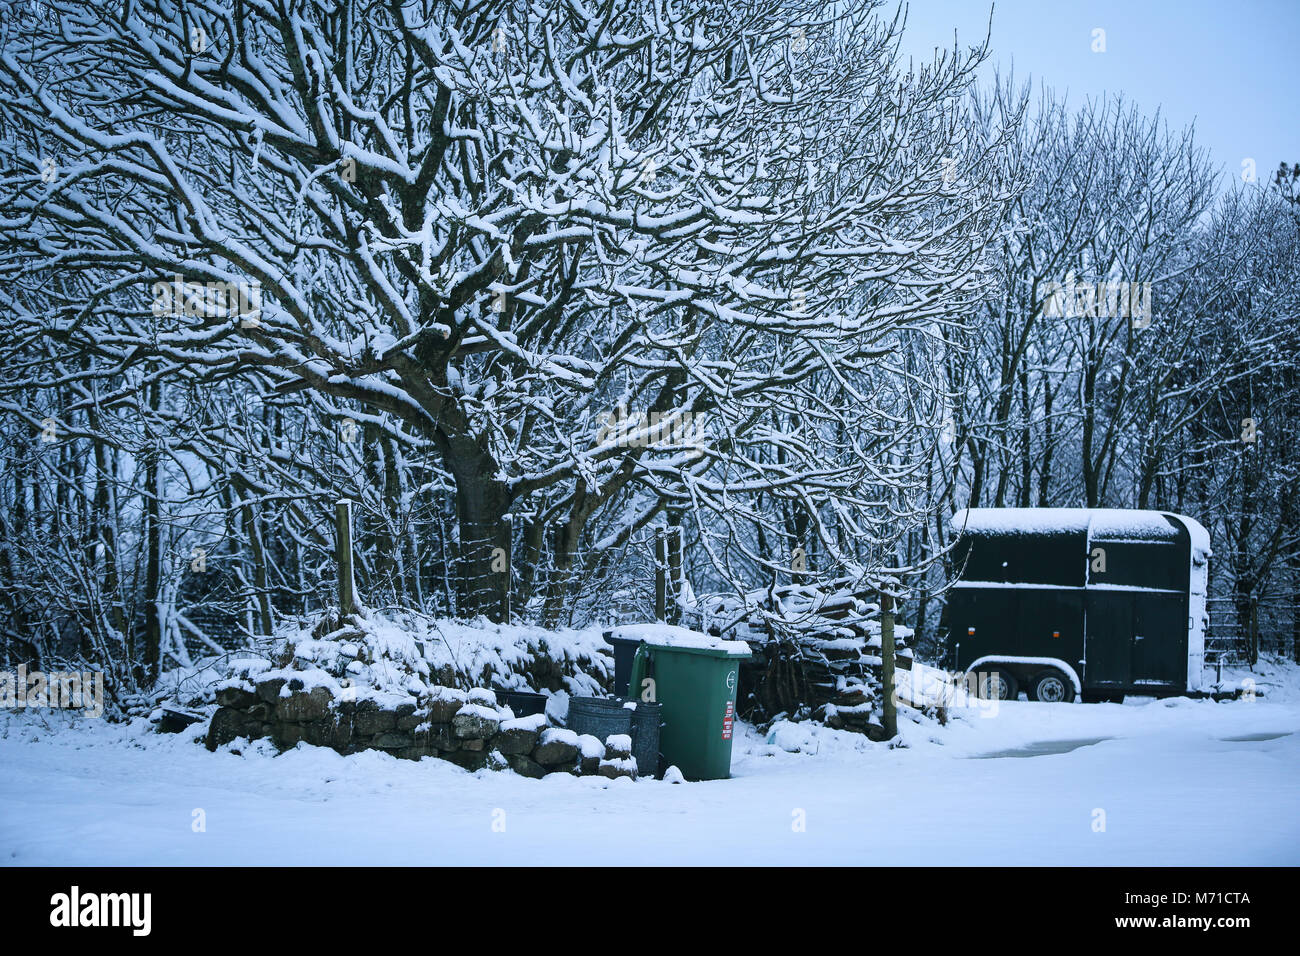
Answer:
[
  {"xmin": 603, "ymin": 630, "xmax": 643, "ymax": 697},
  {"xmin": 498, "ymin": 690, "xmax": 548, "ymax": 718}
]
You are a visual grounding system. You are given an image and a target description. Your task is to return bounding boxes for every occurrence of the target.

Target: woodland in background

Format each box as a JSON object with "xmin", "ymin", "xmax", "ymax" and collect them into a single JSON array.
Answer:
[{"xmin": 1, "ymin": 1, "xmax": 1298, "ymax": 703}]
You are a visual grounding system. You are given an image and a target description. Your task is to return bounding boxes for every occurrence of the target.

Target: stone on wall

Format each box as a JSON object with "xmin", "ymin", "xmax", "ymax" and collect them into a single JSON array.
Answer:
[
  {"xmin": 597, "ymin": 756, "xmax": 637, "ymax": 780},
  {"xmin": 424, "ymin": 687, "xmax": 467, "ymax": 723},
  {"xmin": 256, "ymin": 678, "xmax": 286, "ymax": 704},
  {"xmin": 352, "ymin": 704, "xmax": 396, "ymax": 736},
  {"xmin": 446, "ymin": 749, "xmax": 488, "ymax": 772},
  {"xmin": 452, "ymin": 704, "xmax": 500, "ymax": 740},
  {"xmin": 275, "ymin": 686, "xmax": 334, "ymax": 722},
  {"xmin": 205, "ymin": 707, "xmax": 263, "ymax": 750},
  {"xmin": 489, "ymin": 721, "xmax": 541, "ymax": 755},
  {"xmin": 215, "ymin": 685, "xmax": 258, "ymax": 709},
  {"xmin": 504, "ymin": 753, "xmax": 548, "ymax": 778},
  {"xmin": 603, "ymin": 734, "xmax": 632, "ymax": 759},
  {"xmin": 413, "ymin": 723, "xmax": 459, "ymax": 752},
  {"xmin": 533, "ymin": 727, "xmax": 580, "ymax": 768},
  {"xmin": 467, "ymin": 688, "xmax": 497, "ymax": 708},
  {"xmin": 577, "ymin": 734, "xmax": 605, "ymax": 774}
]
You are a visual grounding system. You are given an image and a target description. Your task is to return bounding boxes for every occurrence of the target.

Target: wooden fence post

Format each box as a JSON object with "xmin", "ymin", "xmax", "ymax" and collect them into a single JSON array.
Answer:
[
  {"xmin": 667, "ymin": 526, "xmax": 683, "ymax": 625},
  {"xmin": 335, "ymin": 499, "xmax": 357, "ymax": 617},
  {"xmin": 655, "ymin": 530, "xmax": 667, "ymax": 622},
  {"xmin": 880, "ymin": 591, "xmax": 897, "ymax": 739},
  {"xmin": 500, "ymin": 514, "xmax": 513, "ymax": 624},
  {"xmin": 1249, "ymin": 593, "xmax": 1259, "ymax": 667}
]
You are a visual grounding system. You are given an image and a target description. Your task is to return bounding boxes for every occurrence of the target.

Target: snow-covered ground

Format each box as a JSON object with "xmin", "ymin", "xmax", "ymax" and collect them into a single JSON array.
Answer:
[{"xmin": 2, "ymin": 658, "xmax": 1297, "ymax": 866}]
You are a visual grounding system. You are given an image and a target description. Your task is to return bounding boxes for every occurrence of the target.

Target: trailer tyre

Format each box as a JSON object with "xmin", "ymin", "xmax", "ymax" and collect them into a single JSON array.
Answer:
[
  {"xmin": 976, "ymin": 668, "xmax": 1018, "ymax": 701},
  {"xmin": 1029, "ymin": 669, "xmax": 1075, "ymax": 703}
]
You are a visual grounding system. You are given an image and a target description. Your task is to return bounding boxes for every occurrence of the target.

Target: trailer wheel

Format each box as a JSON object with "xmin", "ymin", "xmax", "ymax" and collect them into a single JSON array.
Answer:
[
  {"xmin": 976, "ymin": 668, "xmax": 1018, "ymax": 701},
  {"xmin": 1029, "ymin": 669, "xmax": 1075, "ymax": 703}
]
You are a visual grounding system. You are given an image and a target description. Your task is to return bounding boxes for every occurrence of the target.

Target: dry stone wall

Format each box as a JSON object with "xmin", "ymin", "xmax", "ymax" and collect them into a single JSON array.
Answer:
[{"xmin": 206, "ymin": 679, "xmax": 637, "ymax": 779}]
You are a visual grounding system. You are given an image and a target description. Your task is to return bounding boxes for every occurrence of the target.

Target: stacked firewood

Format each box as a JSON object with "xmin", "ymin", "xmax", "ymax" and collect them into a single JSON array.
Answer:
[{"xmin": 703, "ymin": 580, "xmax": 912, "ymax": 732}]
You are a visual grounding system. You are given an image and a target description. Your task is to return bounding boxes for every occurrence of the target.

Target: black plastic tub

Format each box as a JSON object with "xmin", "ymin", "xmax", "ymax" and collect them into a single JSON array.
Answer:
[
  {"xmin": 498, "ymin": 690, "xmax": 548, "ymax": 718},
  {"xmin": 603, "ymin": 630, "xmax": 643, "ymax": 697}
]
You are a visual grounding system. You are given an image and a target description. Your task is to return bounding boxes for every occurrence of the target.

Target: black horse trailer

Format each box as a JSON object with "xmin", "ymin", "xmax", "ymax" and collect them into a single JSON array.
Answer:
[{"xmin": 945, "ymin": 508, "xmax": 1211, "ymax": 702}]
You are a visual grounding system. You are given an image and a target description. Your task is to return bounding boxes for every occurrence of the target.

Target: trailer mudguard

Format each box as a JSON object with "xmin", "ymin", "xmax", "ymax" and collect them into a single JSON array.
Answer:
[{"xmin": 963, "ymin": 655, "xmax": 1083, "ymax": 696}]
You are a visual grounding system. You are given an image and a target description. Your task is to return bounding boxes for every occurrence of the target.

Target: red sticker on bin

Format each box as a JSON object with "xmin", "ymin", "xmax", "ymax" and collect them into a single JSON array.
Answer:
[{"xmin": 722, "ymin": 701, "xmax": 734, "ymax": 739}]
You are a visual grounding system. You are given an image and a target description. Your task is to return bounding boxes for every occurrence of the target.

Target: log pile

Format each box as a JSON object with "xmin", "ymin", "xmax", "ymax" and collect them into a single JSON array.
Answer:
[{"xmin": 706, "ymin": 580, "xmax": 912, "ymax": 735}]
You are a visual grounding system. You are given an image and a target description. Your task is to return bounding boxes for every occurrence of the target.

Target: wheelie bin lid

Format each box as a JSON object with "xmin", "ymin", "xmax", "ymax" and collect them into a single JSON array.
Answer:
[{"xmin": 606, "ymin": 624, "xmax": 752, "ymax": 659}]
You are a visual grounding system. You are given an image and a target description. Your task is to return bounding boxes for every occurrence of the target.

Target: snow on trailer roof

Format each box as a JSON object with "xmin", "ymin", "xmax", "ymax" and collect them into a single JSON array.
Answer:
[
  {"xmin": 951, "ymin": 508, "xmax": 1211, "ymax": 557},
  {"xmin": 606, "ymin": 623, "xmax": 752, "ymax": 657}
]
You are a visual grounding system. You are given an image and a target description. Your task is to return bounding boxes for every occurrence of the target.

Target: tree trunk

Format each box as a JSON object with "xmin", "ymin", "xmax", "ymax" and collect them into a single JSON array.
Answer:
[
  {"xmin": 666, "ymin": 517, "xmax": 683, "ymax": 625},
  {"xmin": 140, "ymin": 387, "xmax": 164, "ymax": 685},
  {"xmin": 516, "ymin": 517, "xmax": 545, "ymax": 607},
  {"xmin": 1017, "ymin": 364, "xmax": 1032, "ymax": 506},
  {"xmin": 1082, "ymin": 351, "xmax": 1100, "ymax": 507},
  {"xmin": 452, "ymin": 465, "xmax": 511, "ymax": 622},
  {"xmin": 242, "ymin": 500, "xmax": 274, "ymax": 636},
  {"xmin": 1037, "ymin": 381, "xmax": 1054, "ymax": 506},
  {"xmin": 967, "ymin": 438, "xmax": 985, "ymax": 509},
  {"xmin": 1293, "ymin": 570, "xmax": 1300, "ymax": 664},
  {"xmin": 93, "ymin": 432, "xmax": 128, "ymax": 641}
]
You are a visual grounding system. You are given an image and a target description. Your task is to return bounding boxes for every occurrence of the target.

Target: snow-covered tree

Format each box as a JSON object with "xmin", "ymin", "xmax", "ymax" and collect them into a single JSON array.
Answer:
[{"xmin": 0, "ymin": 0, "xmax": 1006, "ymax": 635}]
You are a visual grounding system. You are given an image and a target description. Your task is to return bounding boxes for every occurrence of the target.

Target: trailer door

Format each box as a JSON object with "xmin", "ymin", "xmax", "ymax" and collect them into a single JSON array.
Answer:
[
  {"xmin": 1131, "ymin": 592, "xmax": 1187, "ymax": 690},
  {"xmin": 1084, "ymin": 591, "xmax": 1133, "ymax": 688}
]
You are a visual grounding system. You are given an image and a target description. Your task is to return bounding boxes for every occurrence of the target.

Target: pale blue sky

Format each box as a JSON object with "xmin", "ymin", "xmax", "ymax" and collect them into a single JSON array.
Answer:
[{"xmin": 894, "ymin": 0, "xmax": 1299, "ymax": 189}]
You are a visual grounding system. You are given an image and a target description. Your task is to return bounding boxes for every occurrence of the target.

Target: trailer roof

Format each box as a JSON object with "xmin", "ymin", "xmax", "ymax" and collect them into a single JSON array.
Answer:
[{"xmin": 951, "ymin": 508, "xmax": 1211, "ymax": 558}]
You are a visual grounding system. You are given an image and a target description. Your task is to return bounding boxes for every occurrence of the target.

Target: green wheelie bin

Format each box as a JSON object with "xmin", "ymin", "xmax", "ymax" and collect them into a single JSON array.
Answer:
[{"xmin": 624, "ymin": 625, "xmax": 752, "ymax": 781}]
